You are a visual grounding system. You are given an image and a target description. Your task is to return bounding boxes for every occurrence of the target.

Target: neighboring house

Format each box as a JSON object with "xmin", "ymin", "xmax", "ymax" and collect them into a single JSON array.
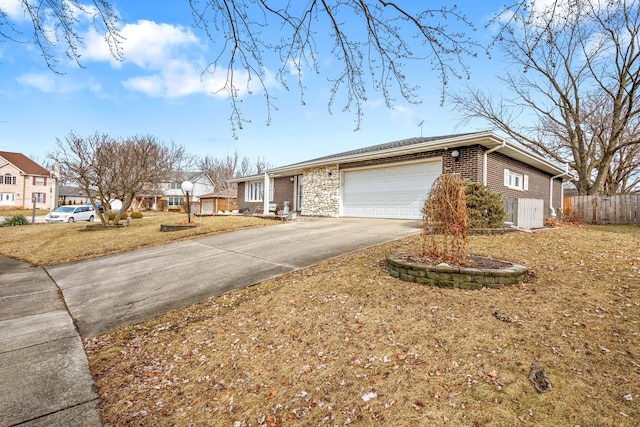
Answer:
[
  {"xmin": 134, "ymin": 172, "xmax": 216, "ymax": 211},
  {"xmin": 198, "ymin": 190, "xmax": 238, "ymax": 214},
  {"xmin": 229, "ymin": 131, "xmax": 573, "ymax": 220},
  {"xmin": 58, "ymin": 185, "xmax": 91, "ymax": 206},
  {"xmin": 0, "ymin": 151, "xmax": 56, "ymax": 210}
]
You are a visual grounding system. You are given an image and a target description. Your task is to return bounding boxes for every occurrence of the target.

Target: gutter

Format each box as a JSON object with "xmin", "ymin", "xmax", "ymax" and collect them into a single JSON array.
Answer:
[{"xmin": 483, "ymin": 139, "xmax": 507, "ymax": 186}]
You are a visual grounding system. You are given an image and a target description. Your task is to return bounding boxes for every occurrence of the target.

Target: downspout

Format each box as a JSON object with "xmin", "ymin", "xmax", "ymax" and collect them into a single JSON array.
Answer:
[
  {"xmin": 483, "ymin": 139, "xmax": 507, "ymax": 186},
  {"xmin": 549, "ymin": 165, "xmax": 572, "ymax": 218},
  {"xmin": 263, "ymin": 171, "xmax": 270, "ymax": 215}
]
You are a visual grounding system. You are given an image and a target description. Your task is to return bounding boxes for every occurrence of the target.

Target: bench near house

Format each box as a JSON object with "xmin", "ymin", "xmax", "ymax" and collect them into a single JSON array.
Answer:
[
  {"xmin": 229, "ymin": 132, "xmax": 573, "ymax": 225},
  {"xmin": 0, "ymin": 151, "xmax": 56, "ymax": 210}
]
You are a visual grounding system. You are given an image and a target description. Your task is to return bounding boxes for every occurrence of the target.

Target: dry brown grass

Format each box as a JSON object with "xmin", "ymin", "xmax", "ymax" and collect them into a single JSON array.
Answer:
[
  {"xmin": 0, "ymin": 214, "xmax": 275, "ymax": 266},
  {"xmin": 85, "ymin": 225, "xmax": 640, "ymax": 426},
  {"xmin": 0, "ymin": 208, "xmax": 49, "ymax": 216}
]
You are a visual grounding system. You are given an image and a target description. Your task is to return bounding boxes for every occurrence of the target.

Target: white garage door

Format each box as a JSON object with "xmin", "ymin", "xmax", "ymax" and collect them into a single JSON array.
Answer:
[
  {"xmin": 202, "ymin": 200, "xmax": 214, "ymax": 214},
  {"xmin": 343, "ymin": 160, "xmax": 441, "ymax": 219}
]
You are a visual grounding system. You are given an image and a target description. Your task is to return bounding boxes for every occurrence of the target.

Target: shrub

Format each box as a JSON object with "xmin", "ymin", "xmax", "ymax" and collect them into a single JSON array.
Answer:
[
  {"xmin": 465, "ymin": 182, "xmax": 506, "ymax": 228},
  {"xmin": 1, "ymin": 215, "xmax": 29, "ymax": 227},
  {"xmin": 130, "ymin": 212, "xmax": 143, "ymax": 219},
  {"xmin": 108, "ymin": 212, "xmax": 129, "ymax": 221},
  {"xmin": 422, "ymin": 174, "xmax": 469, "ymax": 262}
]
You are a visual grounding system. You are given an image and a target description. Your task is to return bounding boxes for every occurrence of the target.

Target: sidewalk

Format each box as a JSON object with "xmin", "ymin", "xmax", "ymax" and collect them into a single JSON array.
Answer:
[{"xmin": 0, "ymin": 256, "xmax": 101, "ymax": 427}]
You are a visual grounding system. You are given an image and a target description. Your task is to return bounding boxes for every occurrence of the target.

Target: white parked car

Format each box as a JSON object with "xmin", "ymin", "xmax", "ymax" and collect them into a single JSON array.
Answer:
[{"xmin": 45, "ymin": 205, "xmax": 95, "ymax": 223}]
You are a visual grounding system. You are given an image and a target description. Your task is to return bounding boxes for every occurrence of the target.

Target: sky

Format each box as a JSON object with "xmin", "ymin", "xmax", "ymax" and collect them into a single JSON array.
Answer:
[{"xmin": 0, "ymin": 0, "xmax": 515, "ymax": 169}]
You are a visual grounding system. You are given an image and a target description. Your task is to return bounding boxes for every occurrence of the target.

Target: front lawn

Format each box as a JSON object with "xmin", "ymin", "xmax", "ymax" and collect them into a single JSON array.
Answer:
[
  {"xmin": 0, "ymin": 214, "xmax": 276, "ymax": 266},
  {"xmin": 85, "ymin": 225, "xmax": 640, "ymax": 426}
]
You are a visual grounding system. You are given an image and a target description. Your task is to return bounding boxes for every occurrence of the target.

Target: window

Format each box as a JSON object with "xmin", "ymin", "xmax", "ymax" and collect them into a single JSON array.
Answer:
[
  {"xmin": 33, "ymin": 176, "xmax": 46, "ymax": 186},
  {"xmin": 504, "ymin": 169, "xmax": 529, "ymax": 191},
  {"xmin": 246, "ymin": 181, "xmax": 263, "ymax": 201},
  {"xmin": 245, "ymin": 178, "xmax": 274, "ymax": 202},
  {"xmin": 168, "ymin": 197, "xmax": 184, "ymax": 207},
  {"xmin": 169, "ymin": 182, "xmax": 182, "ymax": 190},
  {"xmin": 3, "ymin": 174, "xmax": 16, "ymax": 185},
  {"xmin": 32, "ymin": 192, "xmax": 46, "ymax": 203}
]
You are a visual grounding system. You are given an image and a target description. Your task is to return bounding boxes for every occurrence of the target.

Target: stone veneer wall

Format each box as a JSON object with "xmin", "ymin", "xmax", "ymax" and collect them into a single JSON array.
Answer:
[{"xmin": 301, "ymin": 165, "xmax": 340, "ymax": 217}]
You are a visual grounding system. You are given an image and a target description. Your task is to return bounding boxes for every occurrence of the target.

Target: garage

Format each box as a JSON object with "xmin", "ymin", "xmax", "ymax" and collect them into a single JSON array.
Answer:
[
  {"xmin": 201, "ymin": 200, "xmax": 214, "ymax": 214},
  {"xmin": 342, "ymin": 160, "xmax": 442, "ymax": 219}
]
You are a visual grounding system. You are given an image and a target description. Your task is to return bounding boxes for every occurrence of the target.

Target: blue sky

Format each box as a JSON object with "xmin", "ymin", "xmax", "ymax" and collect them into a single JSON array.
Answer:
[{"xmin": 0, "ymin": 1, "xmax": 514, "ymax": 168}]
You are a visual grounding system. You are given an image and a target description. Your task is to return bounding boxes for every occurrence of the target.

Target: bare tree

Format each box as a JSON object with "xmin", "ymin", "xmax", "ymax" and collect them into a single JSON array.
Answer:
[
  {"xmin": 452, "ymin": 0, "xmax": 640, "ymax": 195},
  {"xmin": 199, "ymin": 151, "xmax": 243, "ymax": 193},
  {"xmin": 189, "ymin": 1, "xmax": 483, "ymax": 132},
  {"xmin": 50, "ymin": 132, "xmax": 187, "ymax": 225},
  {"xmin": 0, "ymin": 0, "xmax": 123, "ymax": 71},
  {"xmin": 198, "ymin": 151, "xmax": 270, "ymax": 195}
]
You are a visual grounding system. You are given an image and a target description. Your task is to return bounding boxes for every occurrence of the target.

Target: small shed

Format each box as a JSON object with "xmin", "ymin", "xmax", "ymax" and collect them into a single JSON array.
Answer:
[{"xmin": 199, "ymin": 190, "xmax": 238, "ymax": 214}]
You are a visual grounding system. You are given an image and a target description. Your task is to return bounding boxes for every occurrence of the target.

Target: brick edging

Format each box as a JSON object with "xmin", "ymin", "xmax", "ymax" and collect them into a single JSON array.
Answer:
[{"xmin": 386, "ymin": 253, "xmax": 528, "ymax": 289}]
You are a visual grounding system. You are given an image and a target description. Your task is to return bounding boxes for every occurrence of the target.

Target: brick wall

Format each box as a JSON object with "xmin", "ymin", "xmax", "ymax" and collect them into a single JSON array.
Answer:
[
  {"xmin": 236, "ymin": 177, "xmax": 296, "ymax": 213},
  {"xmin": 272, "ymin": 177, "xmax": 295, "ymax": 211},
  {"xmin": 340, "ymin": 150, "xmax": 444, "ymax": 170},
  {"xmin": 487, "ymin": 152, "xmax": 561, "ymax": 215},
  {"xmin": 235, "ymin": 182, "xmax": 261, "ymax": 213},
  {"xmin": 442, "ymin": 145, "xmax": 484, "ymax": 182}
]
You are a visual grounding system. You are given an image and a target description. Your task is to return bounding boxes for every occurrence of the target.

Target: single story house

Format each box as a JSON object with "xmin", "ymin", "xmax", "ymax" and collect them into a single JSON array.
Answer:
[
  {"xmin": 58, "ymin": 185, "xmax": 91, "ymax": 206},
  {"xmin": 0, "ymin": 151, "xmax": 57, "ymax": 210},
  {"xmin": 199, "ymin": 190, "xmax": 238, "ymax": 214},
  {"xmin": 229, "ymin": 131, "xmax": 573, "ymax": 220}
]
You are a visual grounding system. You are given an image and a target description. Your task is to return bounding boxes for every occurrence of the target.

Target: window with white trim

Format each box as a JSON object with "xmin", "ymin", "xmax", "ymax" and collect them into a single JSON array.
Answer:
[
  {"xmin": 245, "ymin": 178, "xmax": 274, "ymax": 202},
  {"xmin": 168, "ymin": 197, "xmax": 184, "ymax": 207},
  {"xmin": 504, "ymin": 169, "xmax": 529, "ymax": 191},
  {"xmin": 246, "ymin": 181, "xmax": 264, "ymax": 202},
  {"xmin": 3, "ymin": 174, "xmax": 16, "ymax": 185},
  {"xmin": 169, "ymin": 182, "xmax": 181, "ymax": 190}
]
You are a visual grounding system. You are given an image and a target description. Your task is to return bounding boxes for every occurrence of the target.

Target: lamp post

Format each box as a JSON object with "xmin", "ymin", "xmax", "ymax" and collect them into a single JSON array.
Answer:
[{"xmin": 181, "ymin": 180, "xmax": 194, "ymax": 223}]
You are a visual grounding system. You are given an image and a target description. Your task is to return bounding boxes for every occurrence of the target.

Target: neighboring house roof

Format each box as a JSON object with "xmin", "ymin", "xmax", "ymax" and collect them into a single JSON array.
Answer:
[
  {"xmin": 0, "ymin": 151, "xmax": 50, "ymax": 176},
  {"xmin": 199, "ymin": 190, "xmax": 238, "ymax": 199},
  {"xmin": 230, "ymin": 131, "xmax": 569, "ymax": 181},
  {"xmin": 166, "ymin": 171, "xmax": 211, "ymax": 183},
  {"xmin": 58, "ymin": 186, "xmax": 89, "ymax": 197}
]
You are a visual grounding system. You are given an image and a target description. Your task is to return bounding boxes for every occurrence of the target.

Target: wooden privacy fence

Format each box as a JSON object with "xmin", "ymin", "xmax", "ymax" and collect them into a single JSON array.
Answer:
[
  {"xmin": 503, "ymin": 198, "xmax": 544, "ymax": 230},
  {"xmin": 564, "ymin": 195, "xmax": 640, "ymax": 225}
]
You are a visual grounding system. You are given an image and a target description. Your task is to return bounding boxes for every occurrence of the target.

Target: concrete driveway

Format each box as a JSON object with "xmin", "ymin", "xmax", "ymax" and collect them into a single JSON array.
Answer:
[{"xmin": 47, "ymin": 217, "xmax": 421, "ymax": 338}]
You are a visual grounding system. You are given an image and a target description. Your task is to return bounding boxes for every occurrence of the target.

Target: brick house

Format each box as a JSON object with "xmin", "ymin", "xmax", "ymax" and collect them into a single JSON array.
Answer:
[
  {"xmin": 229, "ymin": 131, "xmax": 573, "ymax": 220},
  {"xmin": 0, "ymin": 151, "xmax": 56, "ymax": 210}
]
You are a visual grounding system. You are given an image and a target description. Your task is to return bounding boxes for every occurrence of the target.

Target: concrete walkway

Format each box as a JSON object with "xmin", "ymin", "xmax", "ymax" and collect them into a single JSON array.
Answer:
[
  {"xmin": 0, "ymin": 257, "xmax": 101, "ymax": 426},
  {"xmin": 1, "ymin": 217, "xmax": 420, "ymax": 425}
]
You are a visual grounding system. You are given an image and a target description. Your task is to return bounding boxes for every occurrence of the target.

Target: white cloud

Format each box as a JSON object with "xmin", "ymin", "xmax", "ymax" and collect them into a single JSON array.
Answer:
[
  {"xmin": 83, "ymin": 19, "xmax": 199, "ymax": 69},
  {"xmin": 0, "ymin": 0, "xmax": 26, "ymax": 21},
  {"xmin": 16, "ymin": 72, "xmax": 61, "ymax": 93},
  {"xmin": 16, "ymin": 71, "xmax": 103, "ymax": 95},
  {"xmin": 83, "ymin": 18, "xmax": 282, "ymax": 99}
]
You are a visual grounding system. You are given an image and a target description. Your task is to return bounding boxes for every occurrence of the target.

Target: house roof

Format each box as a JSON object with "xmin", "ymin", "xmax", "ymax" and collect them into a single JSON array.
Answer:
[
  {"xmin": 58, "ymin": 185, "xmax": 89, "ymax": 197},
  {"xmin": 229, "ymin": 131, "xmax": 571, "ymax": 182},
  {"xmin": 0, "ymin": 151, "xmax": 50, "ymax": 176},
  {"xmin": 199, "ymin": 189, "xmax": 238, "ymax": 199}
]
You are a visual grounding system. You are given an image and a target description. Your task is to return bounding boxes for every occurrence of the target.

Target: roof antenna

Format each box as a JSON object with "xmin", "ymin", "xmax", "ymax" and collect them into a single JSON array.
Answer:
[{"xmin": 418, "ymin": 120, "xmax": 425, "ymax": 137}]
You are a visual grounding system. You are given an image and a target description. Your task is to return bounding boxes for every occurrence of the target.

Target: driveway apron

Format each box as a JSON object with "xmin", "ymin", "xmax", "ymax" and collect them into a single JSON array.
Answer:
[{"xmin": 47, "ymin": 217, "xmax": 421, "ymax": 338}]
